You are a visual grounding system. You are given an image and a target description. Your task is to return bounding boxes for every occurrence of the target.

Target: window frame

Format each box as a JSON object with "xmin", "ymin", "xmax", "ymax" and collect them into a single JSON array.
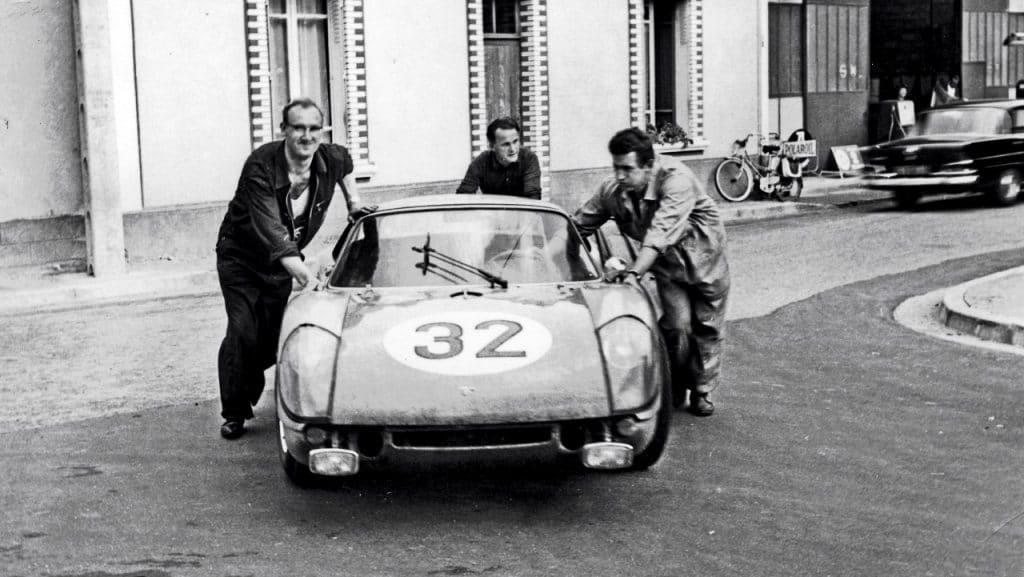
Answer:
[
  {"xmin": 483, "ymin": 0, "xmax": 521, "ymax": 39},
  {"xmin": 643, "ymin": 0, "xmax": 692, "ymax": 141},
  {"xmin": 267, "ymin": 0, "xmax": 345, "ymax": 141}
]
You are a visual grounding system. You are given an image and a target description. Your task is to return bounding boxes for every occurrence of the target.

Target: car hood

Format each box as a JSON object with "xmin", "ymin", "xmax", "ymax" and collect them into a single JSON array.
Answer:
[{"xmin": 286, "ymin": 283, "xmax": 654, "ymax": 425}]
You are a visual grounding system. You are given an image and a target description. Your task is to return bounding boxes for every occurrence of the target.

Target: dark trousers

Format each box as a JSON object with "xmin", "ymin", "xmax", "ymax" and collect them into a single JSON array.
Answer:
[
  {"xmin": 217, "ymin": 255, "xmax": 292, "ymax": 421},
  {"xmin": 655, "ymin": 276, "xmax": 729, "ymax": 395}
]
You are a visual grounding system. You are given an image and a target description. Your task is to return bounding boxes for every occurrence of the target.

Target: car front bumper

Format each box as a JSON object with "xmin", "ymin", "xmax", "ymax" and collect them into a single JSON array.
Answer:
[
  {"xmin": 865, "ymin": 171, "xmax": 980, "ymax": 189},
  {"xmin": 277, "ymin": 404, "xmax": 660, "ymax": 476}
]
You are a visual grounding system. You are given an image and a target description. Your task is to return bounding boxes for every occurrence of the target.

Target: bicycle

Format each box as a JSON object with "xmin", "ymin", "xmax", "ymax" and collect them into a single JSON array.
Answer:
[{"xmin": 714, "ymin": 132, "xmax": 814, "ymax": 202}]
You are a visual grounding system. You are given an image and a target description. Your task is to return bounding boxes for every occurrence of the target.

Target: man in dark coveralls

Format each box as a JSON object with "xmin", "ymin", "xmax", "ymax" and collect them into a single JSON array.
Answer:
[
  {"xmin": 215, "ymin": 97, "xmax": 374, "ymax": 439},
  {"xmin": 573, "ymin": 128, "xmax": 730, "ymax": 416},
  {"xmin": 456, "ymin": 117, "xmax": 541, "ymax": 199}
]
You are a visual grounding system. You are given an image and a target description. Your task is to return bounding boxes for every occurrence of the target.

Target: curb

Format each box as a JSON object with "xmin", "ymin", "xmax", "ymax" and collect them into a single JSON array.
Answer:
[
  {"xmin": 0, "ymin": 269, "xmax": 220, "ymax": 316},
  {"xmin": 720, "ymin": 200, "xmax": 828, "ymax": 224},
  {"xmin": 940, "ymin": 267, "xmax": 1024, "ymax": 348}
]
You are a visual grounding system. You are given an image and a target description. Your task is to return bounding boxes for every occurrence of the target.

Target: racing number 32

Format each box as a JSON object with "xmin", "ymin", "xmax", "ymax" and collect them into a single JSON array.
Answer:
[{"xmin": 415, "ymin": 320, "xmax": 526, "ymax": 360}]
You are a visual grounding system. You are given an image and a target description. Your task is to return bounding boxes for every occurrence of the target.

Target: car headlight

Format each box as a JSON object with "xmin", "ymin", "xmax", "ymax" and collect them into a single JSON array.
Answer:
[
  {"xmin": 599, "ymin": 316, "xmax": 655, "ymax": 412},
  {"xmin": 278, "ymin": 325, "xmax": 339, "ymax": 417}
]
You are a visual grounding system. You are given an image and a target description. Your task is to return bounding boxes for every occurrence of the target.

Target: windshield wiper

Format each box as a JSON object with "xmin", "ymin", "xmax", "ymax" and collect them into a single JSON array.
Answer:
[{"xmin": 412, "ymin": 234, "xmax": 509, "ymax": 289}]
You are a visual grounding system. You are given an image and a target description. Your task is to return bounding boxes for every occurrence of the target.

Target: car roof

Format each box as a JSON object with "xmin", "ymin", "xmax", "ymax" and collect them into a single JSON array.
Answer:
[
  {"xmin": 930, "ymin": 99, "xmax": 1024, "ymax": 111},
  {"xmin": 371, "ymin": 194, "xmax": 571, "ymax": 214}
]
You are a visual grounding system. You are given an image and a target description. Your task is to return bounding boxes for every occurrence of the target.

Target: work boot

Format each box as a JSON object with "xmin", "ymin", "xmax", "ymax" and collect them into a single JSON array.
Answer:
[
  {"xmin": 688, "ymin": 392, "xmax": 715, "ymax": 417},
  {"xmin": 220, "ymin": 419, "xmax": 245, "ymax": 439}
]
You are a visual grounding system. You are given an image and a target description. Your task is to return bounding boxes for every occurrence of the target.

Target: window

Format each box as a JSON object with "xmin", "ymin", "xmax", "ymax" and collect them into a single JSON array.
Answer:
[
  {"xmin": 644, "ymin": 1, "xmax": 689, "ymax": 136},
  {"xmin": 483, "ymin": 0, "xmax": 519, "ymax": 35},
  {"xmin": 483, "ymin": 0, "xmax": 521, "ymax": 122},
  {"xmin": 267, "ymin": 0, "xmax": 344, "ymax": 140},
  {"xmin": 769, "ymin": 3, "xmax": 804, "ymax": 98}
]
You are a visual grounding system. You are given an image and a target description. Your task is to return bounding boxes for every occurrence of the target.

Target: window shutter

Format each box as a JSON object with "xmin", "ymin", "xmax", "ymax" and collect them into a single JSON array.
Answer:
[{"xmin": 327, "ymin": 0, "xmax": 347, "ymax": 143}]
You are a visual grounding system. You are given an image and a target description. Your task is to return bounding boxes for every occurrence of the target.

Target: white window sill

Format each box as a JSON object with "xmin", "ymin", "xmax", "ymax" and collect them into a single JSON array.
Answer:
[
  {"xmin": 354, "ymin": 162, "xmax": 377, "ymax": 183},
  {"xmin": 654, "ymin": 141, "xmax": 709, "ymax": 155}
]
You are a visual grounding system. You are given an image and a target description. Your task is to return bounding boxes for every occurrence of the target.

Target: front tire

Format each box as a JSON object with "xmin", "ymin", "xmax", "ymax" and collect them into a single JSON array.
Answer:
[
  {"xmin": 279, "ymin": 420, "xmax": 317, "ymax": 488},
  {"xmin": 786, "ymin": 177, "xmax": 803, "ymax": 201},
  {"xmin": 714, "ymin": 159, "xmax": 754, "ymax": 202},
  {"xmin": 630, "ymin": 379, "xmax": 672, "ymax": 471},
  {"xmin": 989, "ymin": 168, "xmax": 1022, "ymax": 206}
]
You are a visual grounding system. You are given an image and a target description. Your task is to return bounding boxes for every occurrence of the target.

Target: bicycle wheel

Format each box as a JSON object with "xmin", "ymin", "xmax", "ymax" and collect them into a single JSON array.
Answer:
[{"xmin": 714, "ymin": 158, "xmax": 754, "ymax": 202}]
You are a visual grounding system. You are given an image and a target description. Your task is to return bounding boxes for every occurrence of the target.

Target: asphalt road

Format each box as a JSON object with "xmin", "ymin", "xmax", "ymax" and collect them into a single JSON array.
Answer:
[{"xmin": 1, "ymin": 194, "xmax": 1023, "ymax": 577}]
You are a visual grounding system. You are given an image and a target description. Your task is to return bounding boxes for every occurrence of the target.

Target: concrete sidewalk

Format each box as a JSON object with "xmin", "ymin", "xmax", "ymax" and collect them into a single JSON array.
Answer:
[
  {"xmin": 940, "ymin": 267, "xmax": 1024, "ymax": 348},
  {"xmin": 0, "ymin": 174, "xmax": 882, "ymax": 316}
]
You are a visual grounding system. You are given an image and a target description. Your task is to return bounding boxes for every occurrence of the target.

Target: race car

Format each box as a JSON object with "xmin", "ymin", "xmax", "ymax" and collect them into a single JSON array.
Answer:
[{"xmin": 275, "ymin": 194, "xmax": 672, "ymax": 485}]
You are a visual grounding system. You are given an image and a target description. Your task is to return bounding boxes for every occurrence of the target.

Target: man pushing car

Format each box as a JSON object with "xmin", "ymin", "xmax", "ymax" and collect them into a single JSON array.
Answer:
[
  {"xmin": 573, "ymin": 127, "xmax": 731, "ymax": 416},
  {"xmin": 214, "ymin": 97, "xmax": 375, "ymax": 439}
]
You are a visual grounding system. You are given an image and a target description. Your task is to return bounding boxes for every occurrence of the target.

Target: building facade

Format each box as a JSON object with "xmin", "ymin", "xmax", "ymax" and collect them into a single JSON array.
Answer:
[{"xmin": 2, "ymin": 0, "xmax": 775, "ymax": 274}]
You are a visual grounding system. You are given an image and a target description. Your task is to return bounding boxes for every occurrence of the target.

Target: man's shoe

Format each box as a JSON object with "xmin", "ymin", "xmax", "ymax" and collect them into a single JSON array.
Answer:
[
  {"xmin": 688, "ymin": 393, "xmax": 715, "ymax": 417},
  {"xmin": 220, "ymin": 420, "xmax": 245, "ymax": 439}
]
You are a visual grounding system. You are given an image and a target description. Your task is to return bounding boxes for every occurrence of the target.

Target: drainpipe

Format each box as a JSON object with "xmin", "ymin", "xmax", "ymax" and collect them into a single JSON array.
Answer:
[
  {"xmin": 72, "ymin": 0, "xmax": 127, "ymax": 276},
  {"xmin": 757, "ymin": 0, "xmax": 770, "ymax": 139}
]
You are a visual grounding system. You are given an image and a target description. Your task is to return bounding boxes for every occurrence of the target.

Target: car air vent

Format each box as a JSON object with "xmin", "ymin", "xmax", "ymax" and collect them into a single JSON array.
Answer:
[
  {"xmin": 391, "ymin": 426, "xmax": 554, "ymax": 448},
  {"xmin": 450, "ymin": 290, "xmax": 484, "ymax": 298}
]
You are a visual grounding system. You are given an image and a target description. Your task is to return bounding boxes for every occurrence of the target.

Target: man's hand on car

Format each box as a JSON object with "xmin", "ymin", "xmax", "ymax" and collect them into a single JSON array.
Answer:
[
  {"xmin": 280, "ymin": 255, "xmax": 312, "ymax": 289},
  {"xmin": 348, "ymin": 202, "xmax": 379, "ymax": 223},
  {"xmin": 608, "ymin": 268, "xmax": 642, "ymax": 283}
]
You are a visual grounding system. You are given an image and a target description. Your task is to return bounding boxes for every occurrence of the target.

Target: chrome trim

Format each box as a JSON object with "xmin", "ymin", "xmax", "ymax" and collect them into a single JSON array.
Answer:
[{"xmin": 866, "ymin": 174, "xmax": 979, "ymax": 187}]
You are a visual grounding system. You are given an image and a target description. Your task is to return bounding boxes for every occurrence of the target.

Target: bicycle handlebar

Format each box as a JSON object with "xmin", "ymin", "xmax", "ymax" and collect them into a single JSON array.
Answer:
[{"xmin": 734, "ymin": 132, "xmax": 784, "ymax": 148}]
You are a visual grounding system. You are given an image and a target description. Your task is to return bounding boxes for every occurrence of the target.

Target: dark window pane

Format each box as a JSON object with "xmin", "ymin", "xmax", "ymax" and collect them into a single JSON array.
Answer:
[
  {"xmin": 483, "ymin": 0, "xmax": 494, "ymax": 34},
  {"xmin": 268, "ymin": 0, "xmax": 286, "ymax": 14},
  {"xmin": 769, "ymin": 4, "xmax": 804, "ymax": 97},
  {"xmin": 297, "ymin": 19, "xmax": 331, "ymax": 128},
  {"xmin": 495, "ymin": 0, "xmax": 518, "ymax": 34},
  {"xmin": 269, "ymin": 18, "xmax": 290, "ymax": 133},
  {"xmin": 297, "ymin": 0, "xmax": 326, "ymax": 15}
]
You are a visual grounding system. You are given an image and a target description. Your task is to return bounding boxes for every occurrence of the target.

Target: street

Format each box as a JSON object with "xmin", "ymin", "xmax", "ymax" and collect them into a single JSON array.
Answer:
[{"xmin": 2, "ymin": 195, "xmax": 1023, "ymax": 577}]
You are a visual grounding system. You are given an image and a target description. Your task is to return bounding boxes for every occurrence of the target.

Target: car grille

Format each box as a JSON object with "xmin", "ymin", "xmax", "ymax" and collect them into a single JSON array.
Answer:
[{"xmin": 390, "ymin": 425, "xmax": 555, "ymax": 448}]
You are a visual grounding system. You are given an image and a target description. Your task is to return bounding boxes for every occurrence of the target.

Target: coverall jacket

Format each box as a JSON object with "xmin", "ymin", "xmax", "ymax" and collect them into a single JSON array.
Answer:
[
  {"xmin": 455, "ymin": 147, "xmax": 542, "ymax": 199},
  {"xmin": 215, "ymin": 141, "xmax": 354, "ymax": 421},
  {"xmin": 573, "ymin": 157, "xmax": 730, "ymax": 394}
]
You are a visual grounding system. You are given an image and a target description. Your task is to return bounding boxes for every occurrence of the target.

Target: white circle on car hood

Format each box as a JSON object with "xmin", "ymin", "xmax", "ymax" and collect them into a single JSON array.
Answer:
[{"xmin": 382, "ymin": 311, "xmax": 553, "ymax": 375}]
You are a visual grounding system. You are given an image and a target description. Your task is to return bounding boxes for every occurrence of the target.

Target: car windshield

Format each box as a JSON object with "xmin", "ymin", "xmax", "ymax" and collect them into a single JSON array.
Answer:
[
  {"xmin": 914, "ymin": 107, "xmax": 1010, "ymax": 136},
  {"xmin": 330, "ymin": 207, "xmax": 600, "ymax": 288}
]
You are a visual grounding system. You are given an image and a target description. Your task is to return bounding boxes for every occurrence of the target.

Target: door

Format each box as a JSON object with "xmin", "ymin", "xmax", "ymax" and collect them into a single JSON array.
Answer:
[
  {"xmin": 483, "ymin": 0, "xmax": 522, "ymax": 121},
  {"xmin": 804, "ymin": 0, "xmax": 871, "ymax": 170},
  {"xmin": 485, "ymin": 39, "xmax": 521, "ymax": 121}
]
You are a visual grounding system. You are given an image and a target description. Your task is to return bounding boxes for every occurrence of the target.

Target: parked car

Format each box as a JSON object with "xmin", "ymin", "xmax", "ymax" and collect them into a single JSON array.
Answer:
[
  {"xmin": 275, "ymin": 194, "xmax": 673, "ymax": 485},
  {"xmin": 863, "ymin": 99, "xmax": 1024, "ymax": 208}
]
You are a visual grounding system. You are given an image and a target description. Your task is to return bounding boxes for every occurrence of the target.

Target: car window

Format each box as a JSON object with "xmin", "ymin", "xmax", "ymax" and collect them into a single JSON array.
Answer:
[
  {"xmin": 916, "ymin": 107, "xmax": 1011, "ymax": 135},
  {"xmin": 330, "ymin": 208, "xmax": 600, "ymax": 287},
  {"xmin": 600, "ymin": 220, "xmax": 638, "ymax": 261},
  {"xmin": 1013, "ymin": 109, "xmax": 1024, "ymax": 132}
]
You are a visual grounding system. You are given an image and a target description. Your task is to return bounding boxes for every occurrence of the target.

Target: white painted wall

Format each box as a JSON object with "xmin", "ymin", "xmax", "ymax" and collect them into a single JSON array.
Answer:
[
  {"xmin": 702, "ymin": 0, "xmax": 761, "ymax": 158},
  {"xmin": 0, "ymin": 0, "xmax": 83, "ymax": 220},
  {"xmin": 133, "ymin": 0, "xmax": 251, "ymax": 208},
  {"xmin": 363, "ymin": 0, "xmax": 471, "ymax": 187},
  {"xmin": 547, "ymin": 0, "xmax": 630, "ymax": 171}
]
